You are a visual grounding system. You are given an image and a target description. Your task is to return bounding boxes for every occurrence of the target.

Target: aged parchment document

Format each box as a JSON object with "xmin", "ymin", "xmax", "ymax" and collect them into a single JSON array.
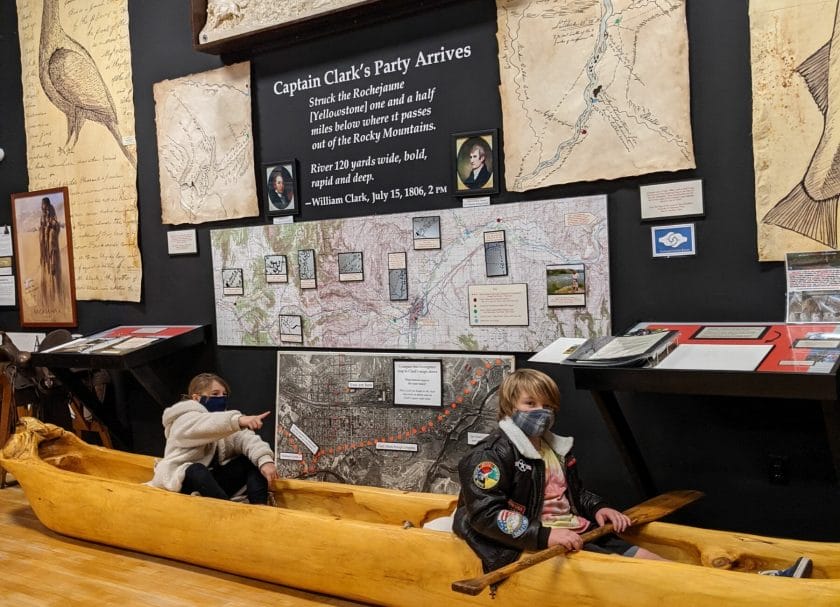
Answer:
[
  {"xmin": 16, "ymin": 0, "xmax": 141, "ymax": 302},
  {"xmin": 497, "ymin": 0, "xmax": 695, "ymax": 191},
  {"xmin": 154, "ymin": 62, "xmax": 258, "ymax": 225},
  {"xmin": 198, "ymin": 0, "xmax": 366, "ymax": 45},
  {"xmin": 751, "ymin": 0, "xmax": 839, "ymax": 261}
]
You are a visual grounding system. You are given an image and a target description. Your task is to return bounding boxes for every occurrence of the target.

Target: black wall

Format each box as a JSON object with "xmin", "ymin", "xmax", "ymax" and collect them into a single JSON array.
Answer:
[{"xmin": 1, "ymin": 1, "xmax": 837, "ymax": 540}]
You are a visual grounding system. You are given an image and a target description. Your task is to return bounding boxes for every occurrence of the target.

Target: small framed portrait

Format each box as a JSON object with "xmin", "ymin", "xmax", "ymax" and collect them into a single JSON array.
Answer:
[
  {"xmin": 10, "ymin": 187, "xmax": 77, "ymax": 327},
  {"xmin": 453, "ymin": 130, "xmax": 499, "ymax": 196},
  {"xmin": 263, "ymin": 160, "xmax": 299, "ymax": 217}
]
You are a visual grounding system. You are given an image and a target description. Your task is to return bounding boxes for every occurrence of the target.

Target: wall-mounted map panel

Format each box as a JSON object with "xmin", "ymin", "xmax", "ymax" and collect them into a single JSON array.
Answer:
[
  {"xmin": 274, "ymin": 350, "xmax": 514, "ymax": 493},
  {"xmin": 211, "ymin": 195, "xmax": 610, "ymax": 351}
]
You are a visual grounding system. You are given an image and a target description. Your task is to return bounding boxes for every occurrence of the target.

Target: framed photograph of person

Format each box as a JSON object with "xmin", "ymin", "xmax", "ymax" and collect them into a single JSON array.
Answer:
[
  {"xmin": 263, "ymin": 160, "xmax": 299, "ymax": 217},
  {"xmin": 546, "ymin": 263, "xmax": 586, "ymax": 308},
  {"xmin": 10, "ymin": 187, "xmax": 77, "ymax": 327},
  {"xmin": 453, "ymin": 130, "xmax": 499, "ymax": 196}
]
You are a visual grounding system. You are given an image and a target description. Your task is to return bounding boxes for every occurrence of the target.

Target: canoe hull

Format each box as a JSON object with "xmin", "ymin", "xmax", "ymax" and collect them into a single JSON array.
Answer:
[{"xmin": 3, "ymin": 419, "xmax": 840, "ymax": 606}]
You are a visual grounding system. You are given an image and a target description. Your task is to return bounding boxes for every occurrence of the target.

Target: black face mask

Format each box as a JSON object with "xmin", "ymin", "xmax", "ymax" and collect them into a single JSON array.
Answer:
[
  {"xmin": 511, "ymin": 409, "xmax": 555, "ymax": 437},
  {"xmin": 199, "ymin": 395, "xmax": 228, "ymax": 412}
]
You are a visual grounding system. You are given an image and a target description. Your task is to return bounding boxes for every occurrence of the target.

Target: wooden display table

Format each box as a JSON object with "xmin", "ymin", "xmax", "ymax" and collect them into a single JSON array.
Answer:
[{"xmin": 29, "ymin": 325, "xmax": 208, "ymax": 448}]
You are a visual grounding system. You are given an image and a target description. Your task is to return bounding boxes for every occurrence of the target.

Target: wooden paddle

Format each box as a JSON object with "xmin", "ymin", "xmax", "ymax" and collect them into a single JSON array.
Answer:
[{"xmin": 451, "ymin": 489, "xmax": 704, "ymax": 596}]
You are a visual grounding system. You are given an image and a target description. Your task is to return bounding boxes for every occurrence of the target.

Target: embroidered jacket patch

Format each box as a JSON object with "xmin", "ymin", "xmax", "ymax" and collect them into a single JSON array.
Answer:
[
  {"xmin": 473, "ymin": 461, "xmax": 500, "ymax": 490},
  {"xmin": 497, "ymin": 509, "xmax": 528, "ymax": 538}
]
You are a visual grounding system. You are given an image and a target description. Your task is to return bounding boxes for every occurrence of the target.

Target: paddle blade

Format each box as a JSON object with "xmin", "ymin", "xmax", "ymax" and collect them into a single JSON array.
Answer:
[{"xmin": 624, "ymin": 489, "xmax": 704, "ymax": 526}]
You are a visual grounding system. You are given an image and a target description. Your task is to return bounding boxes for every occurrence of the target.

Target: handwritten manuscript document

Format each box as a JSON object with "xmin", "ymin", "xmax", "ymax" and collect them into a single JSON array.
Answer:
[
  {"xmin": 154, "ymin": 62, "xmax": 258, "ymax": 225},
  {"xmin": 751, "ymin": 0, "xmax": 840, "ymax": 261},
  {"xmin": 496, "ymin": 0, "xmax": 695, "ymax": 191},
  {"xmin": 16, "ymin": 0, "xmax": 141, "ymax": 302}
]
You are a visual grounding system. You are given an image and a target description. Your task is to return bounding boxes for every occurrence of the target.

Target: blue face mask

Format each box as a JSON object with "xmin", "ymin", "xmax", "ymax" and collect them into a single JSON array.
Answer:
[
  {"xmin": 511, "ymin": 409, "xmax": 555, "ymax": 437},
  {"xmin": 199, "ymin": 395, "xmax": 228, "ymax": 412}
]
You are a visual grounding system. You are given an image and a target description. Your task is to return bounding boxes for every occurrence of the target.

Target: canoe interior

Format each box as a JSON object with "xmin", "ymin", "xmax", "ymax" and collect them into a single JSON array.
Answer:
[{"xmin": 34, "ymin": 425, "xmax": 459, "ymax": 528}]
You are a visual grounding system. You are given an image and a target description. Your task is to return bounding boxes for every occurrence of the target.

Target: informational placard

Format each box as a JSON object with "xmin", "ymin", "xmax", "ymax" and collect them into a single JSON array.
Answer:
[
  {"xmin": 393, "ymin": 359, "xmax": 442, "ymax": 407},
  {"xmin": 254, "ymin": 2, "xmax": 500, "ymax": 220},
  {"xmin": 0, "ymin": 227, "xmax": 12, "ymax": 257},
  {"xmin": 785, "ymin": 251, "xmax": 840, "ymax": 323},
  {"xmin": 640, "ymin": 179, "xmax": 704, "ymax": 220},
  {"xmin": 290, "ymin": 423, "xmax": 319, "ymax": 455},
  {"xmin": 167, "ymin": 229, "xmax": 198, "ymax": 255},
  {"xmin": 0, "ymin": 276, "xmax": 15, "ymax": 307},
  {"xmin": 468, "ymin": 283, "xmax": 529, "ymax": 326},
  {"xmin": 693, "ymin": 326, "xmax": 768, "ymax": 340}
]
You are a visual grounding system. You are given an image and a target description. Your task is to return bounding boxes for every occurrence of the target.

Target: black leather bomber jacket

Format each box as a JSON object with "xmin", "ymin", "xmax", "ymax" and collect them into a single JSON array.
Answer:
[{"xmin": 453, "ymin": 418, "xmax": 609, "ymax": 573}]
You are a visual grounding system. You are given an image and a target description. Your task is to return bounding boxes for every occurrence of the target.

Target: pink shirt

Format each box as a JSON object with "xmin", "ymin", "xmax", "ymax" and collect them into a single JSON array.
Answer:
[{"xmin": 540, "ymin": 441, "xmax": 590, "ymax": 532}]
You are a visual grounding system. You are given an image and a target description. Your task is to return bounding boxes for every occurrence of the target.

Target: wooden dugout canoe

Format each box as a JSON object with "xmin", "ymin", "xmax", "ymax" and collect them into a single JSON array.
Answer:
[{"xmin": 2, "ymin": 418, "xmax": 840, "ymax": 606}]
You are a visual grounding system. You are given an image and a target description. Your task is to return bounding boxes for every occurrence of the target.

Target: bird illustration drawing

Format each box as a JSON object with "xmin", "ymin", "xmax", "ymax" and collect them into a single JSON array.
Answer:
[
  {"xmin": 38, "ymin": 0, "xmax": 136, "ymax": 168},
  {"xmin": 159, "ymin": 89, "xmax": 251, "ymax": 223}
]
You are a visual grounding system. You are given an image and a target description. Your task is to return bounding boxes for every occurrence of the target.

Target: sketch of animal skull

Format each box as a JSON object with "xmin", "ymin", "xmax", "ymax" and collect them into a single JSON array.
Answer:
[{"xmin": 206, "ymin": 0, "xmax": 250, "ymax": 30}]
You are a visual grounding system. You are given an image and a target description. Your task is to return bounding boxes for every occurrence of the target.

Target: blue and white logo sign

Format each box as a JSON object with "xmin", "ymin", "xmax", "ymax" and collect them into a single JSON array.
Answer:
[{"xmin": 651, "ymin": 223, "xmax": 696, "ymax": 257}]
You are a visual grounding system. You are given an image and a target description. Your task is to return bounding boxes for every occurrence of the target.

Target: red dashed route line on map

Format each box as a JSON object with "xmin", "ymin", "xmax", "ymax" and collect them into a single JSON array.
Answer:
[{"xmin": 276, "ymin": 359, "xmax": 506, "ymax": 475}]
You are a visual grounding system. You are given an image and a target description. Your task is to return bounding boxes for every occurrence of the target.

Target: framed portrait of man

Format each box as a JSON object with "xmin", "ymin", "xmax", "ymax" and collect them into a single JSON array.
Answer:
[
  {"xmin": 453, "ymin": 130, "xmax": 499, "ymax": 196},
  {"xmin": 263, "ymin": 160, "xmax": 299, "ymax": 217},
  {"xmin": 10, "ymin": 187, "xmax": 77, "ymax": 327}
]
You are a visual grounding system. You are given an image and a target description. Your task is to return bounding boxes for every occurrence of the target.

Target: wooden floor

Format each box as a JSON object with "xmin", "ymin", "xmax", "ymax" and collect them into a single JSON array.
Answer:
[{"xmin": 0, "ymin": 479, "xmax": 369, "ymax": 606}]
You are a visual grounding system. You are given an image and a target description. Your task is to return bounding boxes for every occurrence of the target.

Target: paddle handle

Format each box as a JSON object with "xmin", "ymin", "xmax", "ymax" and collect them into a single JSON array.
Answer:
[
  {"xmin": 451, "ymin": 523, "xmax": 615, "ymax": 595},
  {"xmin": 451, "ymin": 489, "xmax": 703, "ymax": 596}
]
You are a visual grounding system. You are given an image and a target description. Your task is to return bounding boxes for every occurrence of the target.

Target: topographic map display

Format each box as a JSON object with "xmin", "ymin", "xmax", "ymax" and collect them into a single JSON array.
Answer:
[
  {"xmin": 153, "ymin": 62, "xmax": 258, "ymax": 225},
  {"xmin": 210, "ymin": 195, "xmax": 610, "ymax": 351},
  {"xmin": 497, "ymin": 0, "xmax": 695, "ymax": 191},
  {"xmin": 751, "ymin": 0, "xmax": 839, "ymax": 261},
  {"xmin": 198, "ymin": 0, "xmax": 367, "ymax": 45},
  {"xmin": 274, "ymin": 351, "xmax": 514, "ymax": 493}
]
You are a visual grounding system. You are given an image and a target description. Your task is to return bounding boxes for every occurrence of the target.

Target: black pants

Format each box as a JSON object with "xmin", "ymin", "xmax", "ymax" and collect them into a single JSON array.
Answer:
[
  {"xmin": 180, "ymin": 455, "xmax": 269, "ymax": 504},
  {"xmin": 583, "ymin": 534, "xmax": 640, "ymax": 557}
]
